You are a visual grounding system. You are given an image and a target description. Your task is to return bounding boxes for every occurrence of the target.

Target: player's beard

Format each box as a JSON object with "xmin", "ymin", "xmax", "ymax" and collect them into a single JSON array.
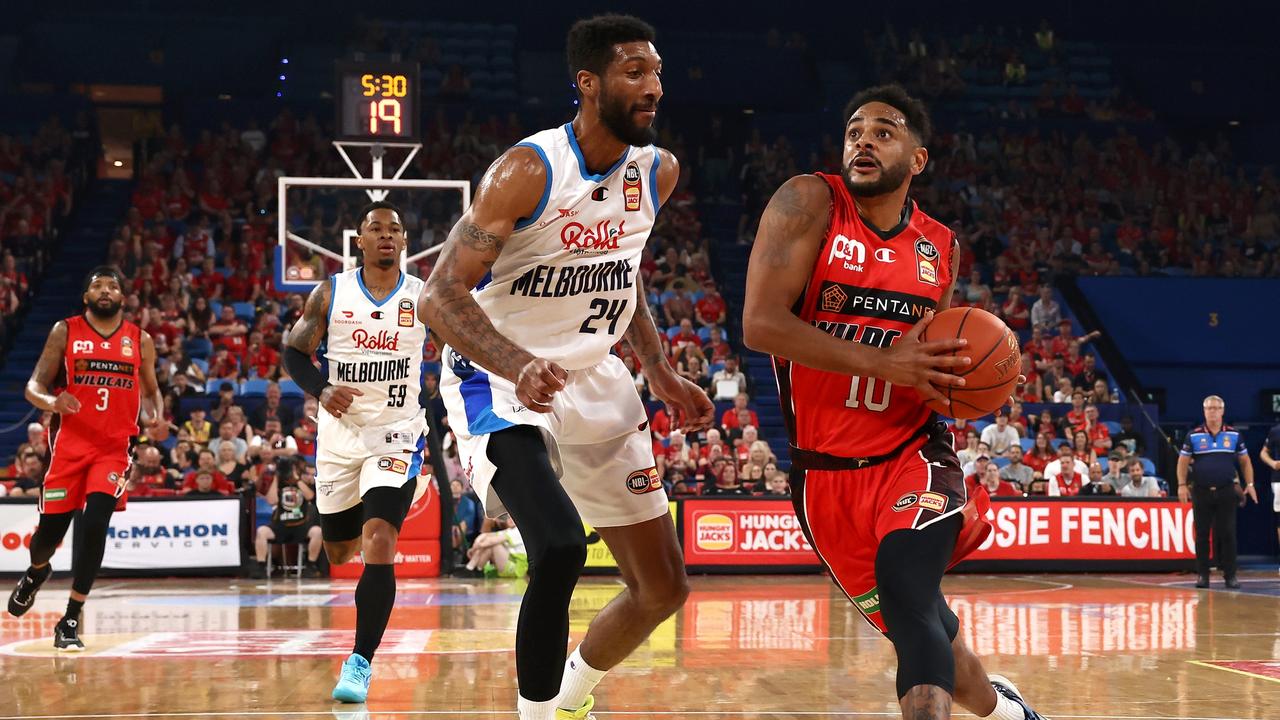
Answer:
[
  {"xmin": 375, "ymin": 255, "xmax": 396, "ymax": 269},
  {"xmin": 599, "ymin": 87, "xmax": 658, "ymax": 147},
  {"xmin": 87, "ymin": 297, "xmax": 122, "ymax": 318},
  {"xmin": 842, "ymin": 156, "xmax": 912, "ymax": 198}
]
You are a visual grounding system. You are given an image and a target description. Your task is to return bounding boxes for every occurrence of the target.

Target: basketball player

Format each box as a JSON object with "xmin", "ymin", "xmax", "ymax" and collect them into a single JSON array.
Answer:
[
  {"xmin": 421, "ymin": 15, "xmax": 712, "ymax": 720},
  {"xmin": 743, "ymin": 85, "xmax": 1046, "ymax": 720},
  {"xmin": 282, "ymin": 201, "xmax": 429, "ymax": 703},
  {"xmin": 6, "ymin": 267, "xmax": 162, "ymax": 651}
]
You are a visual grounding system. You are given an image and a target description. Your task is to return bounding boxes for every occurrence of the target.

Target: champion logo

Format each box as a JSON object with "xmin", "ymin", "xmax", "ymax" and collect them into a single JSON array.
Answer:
[
  {"xmin": 874, "ymin": 247, "xmax": 896, "ymax": 263},
  {"xmin": 351, "ymin": 329, "xmax": 401, "ymax": 352}
]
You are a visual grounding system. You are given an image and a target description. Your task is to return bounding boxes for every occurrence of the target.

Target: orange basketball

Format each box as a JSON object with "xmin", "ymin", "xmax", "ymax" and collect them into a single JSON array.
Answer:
[{"xmin": 919, "ymin": 307, "xmax": 1021, "ymax": 420}]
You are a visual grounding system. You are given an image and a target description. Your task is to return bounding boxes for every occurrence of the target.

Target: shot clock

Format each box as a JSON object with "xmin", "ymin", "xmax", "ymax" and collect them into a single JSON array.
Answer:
[{"xmin": 336, "ymin": 60, "xmax": 420, "ymax": 142}]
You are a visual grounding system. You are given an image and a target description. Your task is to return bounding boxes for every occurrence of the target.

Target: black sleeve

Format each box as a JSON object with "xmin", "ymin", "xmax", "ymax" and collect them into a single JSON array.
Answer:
[{"xmin": 282, "ymin": 346, "xmax": 330, "ymax": 399}]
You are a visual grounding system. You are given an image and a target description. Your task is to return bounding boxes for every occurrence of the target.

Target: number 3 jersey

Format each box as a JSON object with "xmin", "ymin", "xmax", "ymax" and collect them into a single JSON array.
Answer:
[
  {"xmin": 468, "ymin": 123, "xmax": 662, "ymax": 371},
  {"xmin": 773, "ymin": 172, "xmax": 956, "ymax": 458},
  {"xmin": 318, "ymin": 268, "xmax": 429, "ymax": 452}
]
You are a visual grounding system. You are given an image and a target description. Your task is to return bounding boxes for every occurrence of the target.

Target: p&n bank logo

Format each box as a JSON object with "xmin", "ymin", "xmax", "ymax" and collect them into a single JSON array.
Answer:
[{"xmin": 828, "ymin": 234, "xmax": 865, "ymax": 273}]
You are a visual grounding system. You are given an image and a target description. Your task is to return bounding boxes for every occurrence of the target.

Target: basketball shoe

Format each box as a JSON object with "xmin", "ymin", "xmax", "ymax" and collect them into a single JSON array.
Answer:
[
  {"xmin": 7, "ymin": 565, "xmax": 52, "ymax": 617},
  {"xmin": 989, "ymin": 675, "xmax": 1049, "ymax": 720},
  {"xmin": 54, "ymin": 616, "xmax": 85, "ymax": 652},
  {"xmin": 556, "ymin": 695, "xmax": 596, "ymax": 719},
  {"xmin": 332, "ymin": 653, "xmax": 372, "ymax": 703}
]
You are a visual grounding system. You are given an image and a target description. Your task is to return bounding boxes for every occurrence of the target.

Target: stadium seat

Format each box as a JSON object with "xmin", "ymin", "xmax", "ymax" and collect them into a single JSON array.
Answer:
[
  {"xmin": 241, "ymin": 379, "xmax": 270, "ymax": 398},
  {"xmin": 992, "ymin": 457, "xmax": 1010, "ymax": 469},
  {"xmin": 233, "ymin": 302, "xmax": 255, "ymax": 322},
  {"xmin": 697, "ymin": 327, "xmax": 712, "ymax": 342},
  {"xmin": 1050, "ymin": 438, "xmax": 1070, "ymax": 449},
  {"xmin": 1102, "ymin": 421, "xmax": 1122, "ymax": 435},
  {"xmin": 279, "ymin": 380, "xmax": 304, "ymax": 399},
  {"xmin": 1098, "ymin": 457, "xmax": 1108, "ymax": 472},
  {"xmin": 972, "ymin": 420, "xmax": 990, "ymax": 433},
  {"xmin": 184, "ymin": 337, "xmax": 213, "ymax": 359},
  {"xmin": 1140, "ymin": 457, "xmax": 1156, "ymax": 475},
  {"xmin": 665, "ymin": 326, "xmax": 681, "ymax": 339},
  {"xmin": 1019, "ymin": 438, "xmax": 1034, "ymax": 452},
  {"xmin": 191, "ymin": 358, "xmax": 209, "ymax": 375},
  {"xmin": 206, "ymin": 380, "xmax": 239, "ymax": 396}
]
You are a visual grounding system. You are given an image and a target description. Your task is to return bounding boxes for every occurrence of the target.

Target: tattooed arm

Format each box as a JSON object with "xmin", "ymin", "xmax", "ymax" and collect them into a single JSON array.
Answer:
[
  {"xmin": 421, "ymin": 146, "xmax": 567, "ymax": 413},
  {"xmin": 625, "ymin": 148, "xmax": 714, "ymax": 430},
  {"xmin": 26, "ymin": 320, "xmax": 79, "ymax": 414},
  {"xmin": 742, "ymin": 175, "xmax": 967, "ymax": 404}
]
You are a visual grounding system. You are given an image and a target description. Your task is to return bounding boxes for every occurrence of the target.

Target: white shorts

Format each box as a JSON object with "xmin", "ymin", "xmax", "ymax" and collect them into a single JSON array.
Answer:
[
  {"xmin": 314, "ymin": 410, "xmax": 427, "ymax": 515},
  {"xmin": 440, "ymin": 351, "xmax": 667, "ymax": 528}
]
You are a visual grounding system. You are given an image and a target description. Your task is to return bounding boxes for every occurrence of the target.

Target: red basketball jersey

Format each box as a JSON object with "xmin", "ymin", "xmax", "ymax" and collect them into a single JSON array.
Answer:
[
  {"xmin": 774, "ymin": 173, "xmax": 956, "ymax": 457},
  {"xmin": 56, "ymin": 315, "xmax": 143, "ymax": 446}
]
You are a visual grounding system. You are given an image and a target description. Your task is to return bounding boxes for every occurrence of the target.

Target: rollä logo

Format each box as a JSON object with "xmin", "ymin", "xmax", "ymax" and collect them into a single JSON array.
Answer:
[
  {"xmin": 561, "ymin": 219, "xmax": 625, "ymax": 256},
  {"xmin": 352, "ymin": 329, "xmax": 400, "ymax": 352}
]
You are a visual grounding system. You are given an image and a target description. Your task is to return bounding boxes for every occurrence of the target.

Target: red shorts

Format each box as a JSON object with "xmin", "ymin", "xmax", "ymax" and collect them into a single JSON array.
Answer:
[
  {"xmin": 42, "ymin": 437, "xmax": 131, "ymax": 514},
  {"xmin": 791, "ymin": 432, "xmax": 991, "ymax": 635}
]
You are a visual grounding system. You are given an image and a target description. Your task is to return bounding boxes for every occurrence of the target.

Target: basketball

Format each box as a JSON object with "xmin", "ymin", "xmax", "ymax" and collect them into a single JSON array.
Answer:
[{"xmin": 920, "ymin": 307, "xmax": 1021, "ymax": 420}]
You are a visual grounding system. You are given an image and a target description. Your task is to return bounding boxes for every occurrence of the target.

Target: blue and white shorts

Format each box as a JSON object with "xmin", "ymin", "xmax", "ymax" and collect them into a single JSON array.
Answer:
[{"xmin": 440, "ymin": 350, "xmax": 667, "ymax": 528}]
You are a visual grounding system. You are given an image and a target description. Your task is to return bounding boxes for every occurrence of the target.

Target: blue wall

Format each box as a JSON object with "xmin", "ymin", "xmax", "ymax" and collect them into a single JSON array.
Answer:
[{"xmin": 1077, "ymin": 278, "xmax": 1280, "ymax": 423}]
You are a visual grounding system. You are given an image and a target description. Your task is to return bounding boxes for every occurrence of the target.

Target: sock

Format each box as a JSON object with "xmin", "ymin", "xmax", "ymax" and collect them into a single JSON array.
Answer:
[
  {"xmin": 517, "ymin": 695, "xmax": 558, "ymax": 720},
  {"xmin": 984, "ymin": 693, "xmax": 1027, "ymax": 720},
  {"xmin": 352, "ymin": 563, "xmax": 396, "ymax": 661},
  {"xmin": 25, "ymin": 565, "xmax": 50, "ymax": 584},
  {"xmin": 64, "ymin": 598, "xmax": 84, "ymax": 623},
  {"xmin": 557, "ymin": 646, "xmax": 607, "ymax": 711}
]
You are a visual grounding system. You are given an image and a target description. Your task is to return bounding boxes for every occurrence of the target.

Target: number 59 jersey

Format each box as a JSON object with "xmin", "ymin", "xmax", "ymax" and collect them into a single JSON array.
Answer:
[
  {"xmin": 318, "ymin": 268, "xmax": 429, "ymax": 452},
  {"xmin": 471, "ymin": 123, "xmax": 662, "ymax": 372}
]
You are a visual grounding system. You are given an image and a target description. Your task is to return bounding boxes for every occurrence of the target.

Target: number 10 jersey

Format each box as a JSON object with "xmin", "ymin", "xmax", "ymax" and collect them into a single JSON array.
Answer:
[{"xmin": 470, "ymin": 122, "xmax": 662, "ymax": 372}]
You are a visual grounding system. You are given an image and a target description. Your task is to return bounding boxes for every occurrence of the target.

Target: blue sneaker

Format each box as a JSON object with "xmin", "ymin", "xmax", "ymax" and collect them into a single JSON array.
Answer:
[
  {"xmin": 332, "ymin": 653, "xmax": 372, "ymax": 703},
  {"xmin": 989, "ymin": 674, "xmax": 1049, "ymax": 720}
]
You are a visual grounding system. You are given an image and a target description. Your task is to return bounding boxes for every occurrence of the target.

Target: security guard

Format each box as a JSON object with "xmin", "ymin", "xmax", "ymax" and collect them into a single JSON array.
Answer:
[{"xmin": 1177, "ymin": 395, "xmax": 1256, "ymax": 589}]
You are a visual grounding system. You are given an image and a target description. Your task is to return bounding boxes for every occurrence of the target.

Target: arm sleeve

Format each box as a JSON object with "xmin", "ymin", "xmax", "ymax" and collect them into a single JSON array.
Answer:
[{"xmin": 282, "ymin": 345, "xmax": 330, "ymax": 399}]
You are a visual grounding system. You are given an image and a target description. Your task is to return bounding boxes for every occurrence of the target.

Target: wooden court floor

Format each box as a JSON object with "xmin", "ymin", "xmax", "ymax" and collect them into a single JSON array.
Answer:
[{"xmin": 3, "ymin": 572, "xmax": 1280, "ymax": 719}]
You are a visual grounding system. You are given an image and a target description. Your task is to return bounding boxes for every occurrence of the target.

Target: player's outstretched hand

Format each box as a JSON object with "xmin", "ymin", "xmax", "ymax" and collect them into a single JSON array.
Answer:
[
  {"xmin": 650, "ymin": 370, "xmax": 716, "ymax": 433},
  {"xmin": 53, "ymin": 392, "xmax": 81, "ymax": 415},
  {"xmin": 517, "ymin": 357, "xmax": 567, "ymax": 414},
  {"xmin": 880, "ymin": 310, "xmax": 970, "ymax": 405},
  {"xmin": 320, "ymin": 385, "xmax": 364, "ymax": 419}
]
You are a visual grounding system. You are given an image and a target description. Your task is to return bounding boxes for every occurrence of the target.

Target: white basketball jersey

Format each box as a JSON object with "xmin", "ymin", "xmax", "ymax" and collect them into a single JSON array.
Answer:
[
  {"xmin": 319, "ymin": 268, "xmax": 428, "ymax": 434},
  {"xmin": 470, "ymin": 123, "xmax": 662, "ymax": 371}
]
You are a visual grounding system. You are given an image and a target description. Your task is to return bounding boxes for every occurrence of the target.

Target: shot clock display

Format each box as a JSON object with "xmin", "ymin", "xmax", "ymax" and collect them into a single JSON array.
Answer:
[{"xmin": 336, "ymin": 61, "xmax": 420, "ymax": 141}]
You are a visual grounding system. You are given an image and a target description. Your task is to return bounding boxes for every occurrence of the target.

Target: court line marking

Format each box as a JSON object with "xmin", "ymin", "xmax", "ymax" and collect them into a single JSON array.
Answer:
[
  {"xmin": 1189, "ymin": 659, "xmax": 1280, "ymax": 685},
  {"xmin": 0, "ymin": 707, "xmax": 1259, "ymax": 712}
]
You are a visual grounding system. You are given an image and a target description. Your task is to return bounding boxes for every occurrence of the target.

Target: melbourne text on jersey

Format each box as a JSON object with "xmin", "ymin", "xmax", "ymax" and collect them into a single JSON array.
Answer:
[
  {"xmin": 337, "ymin": 357, "xmax": 413, "ymax": 384},
  {"xmin": 509, "ymin": 258, "xmax": 635, "ymax": 298}
]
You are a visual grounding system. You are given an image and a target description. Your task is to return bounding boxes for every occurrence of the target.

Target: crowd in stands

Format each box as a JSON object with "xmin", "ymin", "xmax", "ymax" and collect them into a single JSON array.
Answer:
[{"xmin": 0, "ymin": 112, "xmax": 97, "ymax": 351}]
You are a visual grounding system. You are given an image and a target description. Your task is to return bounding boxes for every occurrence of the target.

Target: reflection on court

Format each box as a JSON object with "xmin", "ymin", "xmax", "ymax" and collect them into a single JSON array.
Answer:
[{"xmin": 2, "ymin": 573, "xmax": 1279, "ymax": 719}]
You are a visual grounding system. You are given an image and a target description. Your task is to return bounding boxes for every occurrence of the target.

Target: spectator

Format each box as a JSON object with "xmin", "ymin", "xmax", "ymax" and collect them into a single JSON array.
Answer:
[
  {"xmin": 1091, "ymin": 378, "xmax": 1115, "ymax": 405},
  {"xmin": 1051, "ymin": 377, "xmax": 1074, "ymax": 404},
  {"xmin": 1063, "ymin": 391, "xmax": 1087, "ymax": 429},
  {"xmin": 182, "ymin": 408, "xmax": 213, "ymax": 446},
  {"xmin": 244, "ymin": 331, "xmax": 280, "ymax": 380},
  {"xmin": 664, "ymin": 288, "xmax": 695, "ymax": 327},
  {"xmin": 207, "ymin": 420, "xmax": 248, "ymax": 461},
  {"xmin": 1030, "ymin": 286, "xmax": 1061, "ymax": 329},
  {"xmin": 669, "ymin": 317, "xmax": 700, "ymax": 352},
  {"xmin": 946, "ymin": 418, "xmax": 972, "ymax": 449},
  {"xmin": 962, "ymin": 451, "xmax": 992, "ymax": 483},
  {"xmin": 182, "ymin": 450, "xmax": 233, "ymax": 494},
  {"xmin": 710, "ymin": 356, "xmax": 747, "ymax": 400},
  {"xmin": 465, "ymin": 517, "xmax": 529, "ymax": 579},
  {"xmin": 183, "ymin": 470, "xmax": 230, "ymax": 497},
  {"xmin": 703, "ymin": 463, "xmax": 750, "ymax": 495},
  {"xmin": 250, "ymin": 418, "xmax": 299, "ymax": 458},
  {"xmin": 677, "ymin": 354, "xmax": 711, "ymax": 393},
  {"xmin": 207, "ymin": 345, "xmax": 240, "ymax": 380},
  {"xmin": 130, "ymin": 446, "xmax": 176, "ymax": 493},
  {"xmin": 1001, "ymin": 286, "xmax": 1030, "ymax": 330},
  {"xmin": 1022, "ymin": 432, "xmax": 1056, "ymax": 474},
  {"xmin": 694, "ymin": 284, "xmax": 726, "ymax": 327},
  {"xmin": 999, "ymin": 446, "xmax": 1035, "ymax": 488},
  {"xmin": 763, "ymin": 471, "xmax": 790, "ymax": 496},
  {"xmin": 1076, "ymin": 404, "xmax": 1112, "ymax": 454},
  {"xmin": 15, "ymin": 422, "xmax": 50, "ymax": 467},
  {"xmin": 1045, "ymin": 443, "xmax": 1090, "ymax": 497},
  {"xmin": 981, "ymin": 464, "xmax": 1022, "ymax": 497},
  {"xmin": 251, "ymin": 382, "xmax": 296, "ymax": 432},
  {"xmin": 214, "ymin": 441, "xmax": 254, "ymax": 491},
  {"xmin": 956, "ymin": 432, "xmax": 983, "ymax": 466},
  {"xmin": 720, "ymin": 394, "xmax": 759, "ymax": 430},
  {"xmin": 1072, "ymin": 430, "xmax": 1098, "ymax": 465},
  {"xmin": 1099, "ymin": 452, "xmax": 1130, "ymax": 494},
  {"xmin": 980, "ymin": 410, "xmax": 1021, "ymax": 455},
  {"xmin": 252, "ymin": 457, "xmax": 322, "ymax": 577},
  {"xmin": 703, "ymin": 325, "xmax": 732, "ymax": 364},
  {"xmin": 9, "ymin": 452, "xmax": 44, "ymax": 497},
  {"xmin": 209, "ymin": 381, "xmax": 239, "ymax": 423},
  {"xmin": 1121, "ymin": 459, "xmax": 1162, "ymax": 498},
  {"xmin": 452, "ymin": 478, "xmax": 478, "ymax": 550},
  {"xmin": 1073, "ymin": 354, "xmax": 1107, "ymax": 390}
]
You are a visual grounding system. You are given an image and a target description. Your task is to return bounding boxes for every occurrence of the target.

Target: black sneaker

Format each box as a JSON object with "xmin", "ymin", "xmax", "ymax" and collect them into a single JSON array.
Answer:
[
  {"xmin": 54, "ymin": 616, "xmax": 85, "ymax": 652},
  {"xmin": 1195, "ymin": 574, "xmax": 1210, "ymax": 588},
  {"xmin": 990, "ymin": 674, "xmax": 1048, "ymax": 720},
  {"xmin": 302, "ymin": 562, "xmax": 325, "ymax": 579},
  {"xmin": 248, "ymin": 562, "xmax": 267, "ymax": 579},
  {"xmin": 1225, "ymin": 576, "xmax": 1242, "ymax": 589},
  {"xmin": 7, "ymin": 565, "xmax": 52, "ymax": 617}
]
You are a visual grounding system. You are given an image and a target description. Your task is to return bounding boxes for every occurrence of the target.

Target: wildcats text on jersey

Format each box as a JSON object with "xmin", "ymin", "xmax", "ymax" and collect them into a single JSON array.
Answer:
[
  {"xmin": 812, "ymin": 321, "xmax": 902, "ymax": 349},
  {"xmin": 509, "ymin": 258, "xmax": 635, "ymax": 299}
]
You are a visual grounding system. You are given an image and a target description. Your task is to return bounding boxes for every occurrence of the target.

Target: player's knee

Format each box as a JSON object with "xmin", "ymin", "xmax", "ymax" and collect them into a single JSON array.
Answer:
[
  {"xmin": 532, "ymin": 535, "xmax": 587, "ymax": 582},
  {"xmin": 361, "ymin": 519, "xmax": 399, "ymax": 558},
  {"xmin": 627, "ymin": 564, "xmax": 689, "ymax": 619},
  {"xmin": 325, "ymin": 539, "xmax": 360, "ymax": 565}
]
